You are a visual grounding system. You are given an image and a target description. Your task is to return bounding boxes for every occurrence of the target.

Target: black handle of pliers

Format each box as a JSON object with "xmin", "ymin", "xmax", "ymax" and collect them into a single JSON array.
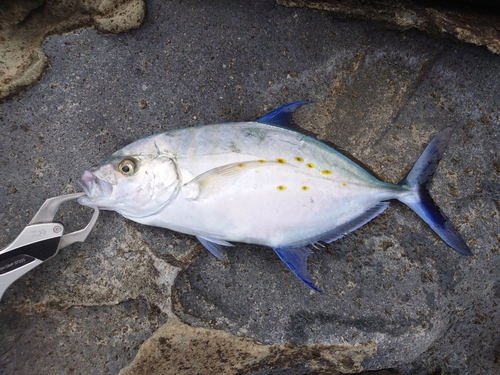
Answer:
[
  {"xmin": 0, "ymin": 237, "xmax": 61, "ymax": 275},
  {"xmin": 0, "ymin": 223, "xmax": 64, "ymax": 299},
  {"xmin": 0, "ymin": 222, "xmax": 64, "ymax": 275}
]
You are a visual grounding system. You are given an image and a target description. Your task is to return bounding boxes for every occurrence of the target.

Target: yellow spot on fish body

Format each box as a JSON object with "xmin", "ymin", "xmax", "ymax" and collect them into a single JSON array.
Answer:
[
  {"xmin": 258, "ymin": 159, "xmax": 266, "ymax": 163},
  {"xmin": 342, "ymin": 183, "xmax": 348, "ymax": 187},
  {"xmin": 276, "ymin": 158, "xmax": 286, "ymax": 164},
  {"xmin": 237, "ymin": 163, "xmax": 246, "ymax": 168},
  {"xmin": 295, "ymin": 157, "xmax": 304, "ymax": 162},
  {"xmin": 301, "ymin": 186, "xmax": 309, "ymax": 191},
  {"xmin": 277, "ymin": 185, "xmax": 287, "ymax": 191},
  {"xmin": 321, "ymin": 169, "xmax": 332, "ymax": 175},
  {"xmin": 306, "ymin": 163, "xmax": 315, "ymax": 168}
]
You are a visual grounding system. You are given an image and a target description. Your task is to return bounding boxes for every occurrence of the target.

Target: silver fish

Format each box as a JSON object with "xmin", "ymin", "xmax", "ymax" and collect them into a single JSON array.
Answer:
[{"xmin": 78, "ymin": 102, "xmax": 471, "ymax": 292}]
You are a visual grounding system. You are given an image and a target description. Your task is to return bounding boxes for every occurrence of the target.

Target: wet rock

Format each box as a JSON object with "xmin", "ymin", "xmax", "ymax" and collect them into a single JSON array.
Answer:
[
  {"xmin": 0, "ymin": 299, "xmax": 166, "ymax": 375},
  {"xmin": 277, "ymin": 0, "xmax": 500, "ymax": 54},
  {"xmin": 2, "ymin": 217, "xmax": 184, "ymax": 315},
  {"xmin": 93, "ymin": 0, "xmax": 145, "ymax": 34},
  {"xmin": 0, "ymin": 0, "xmax": 44, "ymax": 28},
  {"xmin": 173, "ymin": 240, "xmax": 451, "ymax": 369},
  {"xmin": 0, "ymin": 0, "xmax": 499, "ymax": 374},
  {"xmin": 118, "ymin": 318, "xmax": 376, "ymax": 375},
  {"xmin": 0, "ymin": 0, "xmax": 145, "ymax": 101}
]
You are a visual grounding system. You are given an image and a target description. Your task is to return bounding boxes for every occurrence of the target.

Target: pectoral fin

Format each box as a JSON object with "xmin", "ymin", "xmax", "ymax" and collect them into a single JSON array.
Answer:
[
  {"xmin": 273, "ymin": 246, "xmax": 322, "ymax": 293},
  {"xmin": 196, "ymin": 235, "xmax": 234, "ymax": 259},
  {"xmin": 183, "ymin": 160, "xmax": 287, "ymax": 200}
]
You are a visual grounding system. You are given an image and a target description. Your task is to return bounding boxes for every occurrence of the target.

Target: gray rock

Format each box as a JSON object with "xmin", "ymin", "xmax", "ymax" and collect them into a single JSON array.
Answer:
[
  {"xmin": 0, "ymin": 299, "xmax": 166, "ymax": 375},
  {"xmin": 277, "ymin": 0, "xmax": 500, "ymax": 55},
  {"xmin": 0, "ymin": 0, "xmax": 499, "ymax": 374},
  {"xmin": 0, "ymin": 0, "xmax": 145, "ymax": 101}
]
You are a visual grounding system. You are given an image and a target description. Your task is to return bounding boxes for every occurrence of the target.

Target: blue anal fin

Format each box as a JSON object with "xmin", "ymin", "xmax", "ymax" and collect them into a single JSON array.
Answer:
[
  {"xmin": 322, "ymin": 202, "xmax": 390, "ymax": 244},
  {"xmin": 196, "ymin": 235, "xmax": 233, "ymax": 260},
  {"xmin": 257, "ymin": 101, "xmax": 315, "ymax": 127},
  {"xmin": 273, "ymin": 246, "xmax": 323, "ymax": 293}
]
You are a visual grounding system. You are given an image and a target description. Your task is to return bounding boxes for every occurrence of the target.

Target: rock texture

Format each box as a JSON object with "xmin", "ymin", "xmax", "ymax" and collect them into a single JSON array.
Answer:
[
  {"xmin": 0, "ymin": 0, "xmax": 499, "ymax": 374},
  {"xmin": 277, "ymin": 0, "xmax": 500, "ymax": 55},
  {"xmin": 0, "ymin": 0, "xmax": 145, "ymax": 102},
  {"xmin": 0, "ymin": 299, "xmax": 165, "ymax": 374},
  {"xmin": 119, "ymin": 318, "xmax": 376, "ymax": 375}
]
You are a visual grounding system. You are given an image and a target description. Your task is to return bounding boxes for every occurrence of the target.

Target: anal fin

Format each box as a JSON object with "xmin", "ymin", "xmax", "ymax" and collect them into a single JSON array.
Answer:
[
  {"xmin": 272, "ymin": 203, "xmax": 391, "ymax": 293},
  {"xmin": 322, "ymin": 202, "xmax": 390, "ymax": 244},
  {"xmin": 273, "ymin": 246, "xmax": 322, "ymax": 293}
]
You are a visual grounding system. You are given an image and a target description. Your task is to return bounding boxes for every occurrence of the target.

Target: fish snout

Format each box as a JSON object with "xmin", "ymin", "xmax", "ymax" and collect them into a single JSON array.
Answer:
[
  {"xmin": 78, "ymin": 169, "xmax": 113, "ymax": 198},
  {"xmin": 78, "ymin": 170, "xmax": 96, "ymax": 196}
]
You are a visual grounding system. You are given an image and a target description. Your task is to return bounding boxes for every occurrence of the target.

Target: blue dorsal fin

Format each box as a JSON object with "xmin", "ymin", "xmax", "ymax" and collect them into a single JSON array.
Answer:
[
  {"xmin": 196, "ymin": 235, "xmax": 233, "ymax": 259},
  {"xmin": 257, "ymin": 101, "xmax": 315, "ymax": 127},
  {"xmin": 273, "ymin": 246, "xmax": 322, "ymax": 293}
]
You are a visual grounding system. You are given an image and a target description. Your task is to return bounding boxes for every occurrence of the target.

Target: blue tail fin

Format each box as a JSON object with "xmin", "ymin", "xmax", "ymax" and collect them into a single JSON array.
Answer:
[{"xmin": 398, "ymin": 128, "xmax": 471, "ymax": 255}]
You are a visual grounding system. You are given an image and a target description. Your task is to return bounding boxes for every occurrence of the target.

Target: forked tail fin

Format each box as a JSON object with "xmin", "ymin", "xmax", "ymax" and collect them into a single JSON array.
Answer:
[{"xmin": 397, "ymin": 127, "xmax": 471, "ymax": 255}]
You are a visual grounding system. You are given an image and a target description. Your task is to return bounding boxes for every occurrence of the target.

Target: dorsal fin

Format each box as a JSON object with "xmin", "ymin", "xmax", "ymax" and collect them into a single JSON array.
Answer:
[{"xmin": 257, "ymin": 101, "xmax": 315, "ymax": 127}]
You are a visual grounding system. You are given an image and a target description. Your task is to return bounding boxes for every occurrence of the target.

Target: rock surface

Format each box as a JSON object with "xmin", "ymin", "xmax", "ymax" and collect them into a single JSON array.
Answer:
[
  {"xmin": 0, "ymin": 0, "xmax": 499, "ymax": 374},
  {"xmin": 0, "ymin": 0, "xmax": 145, "ymax": 101},
  {"xmin": 277, "ymin": 0, "xmax": 500, "ymax": 55},
  {"xmin": 118, "ymin": 318, "xmax": 376, "ymax": 375}
]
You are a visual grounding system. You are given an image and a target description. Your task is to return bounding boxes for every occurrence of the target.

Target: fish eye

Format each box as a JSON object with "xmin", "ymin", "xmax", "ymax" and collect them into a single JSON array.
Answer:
[{"xmin": 118, "ymin": 159, "xmax": 137, "ymax": 175}]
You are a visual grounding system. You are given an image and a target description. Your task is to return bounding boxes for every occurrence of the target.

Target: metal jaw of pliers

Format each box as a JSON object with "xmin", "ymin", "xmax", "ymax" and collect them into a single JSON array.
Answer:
[{"xmin": 0, "ymin": 193, "xmax": 99, "ymax": 301}]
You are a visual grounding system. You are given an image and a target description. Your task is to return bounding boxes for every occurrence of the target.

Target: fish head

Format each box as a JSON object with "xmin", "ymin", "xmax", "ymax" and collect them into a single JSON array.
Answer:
[{"xmin": 78, "ymin": 150, "xmax": 181, "ymax": 219}]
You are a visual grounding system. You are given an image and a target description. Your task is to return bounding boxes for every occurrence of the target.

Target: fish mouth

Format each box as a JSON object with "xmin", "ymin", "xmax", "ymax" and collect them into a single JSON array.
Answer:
[{"xmin": 78, "ymin": 169, "xmax": 113, "ymax": 205}]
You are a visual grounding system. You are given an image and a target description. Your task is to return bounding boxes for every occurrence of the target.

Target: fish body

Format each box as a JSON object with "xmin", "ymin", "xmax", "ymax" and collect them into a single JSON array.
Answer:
[{"xmin": 78, "ymin": 102, "xmax": 471, "ymax": 292}]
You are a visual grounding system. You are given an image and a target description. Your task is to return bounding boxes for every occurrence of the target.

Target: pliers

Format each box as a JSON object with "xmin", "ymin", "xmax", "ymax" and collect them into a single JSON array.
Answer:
[{"xmin": 0, "ymin": 193, "xmax": 99, "ymax": 301}]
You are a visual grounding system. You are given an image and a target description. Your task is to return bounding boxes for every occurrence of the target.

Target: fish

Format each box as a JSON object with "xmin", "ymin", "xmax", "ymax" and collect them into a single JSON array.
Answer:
[{"xmin": 78, "ymin": 101, "xmax": 471, "ymax": 293}]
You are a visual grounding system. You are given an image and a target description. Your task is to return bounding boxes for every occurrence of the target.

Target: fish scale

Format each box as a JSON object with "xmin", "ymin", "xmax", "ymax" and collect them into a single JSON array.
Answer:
[{"xmin": 78, "ymin": 101, "xmax": 471, "ymax": 293}]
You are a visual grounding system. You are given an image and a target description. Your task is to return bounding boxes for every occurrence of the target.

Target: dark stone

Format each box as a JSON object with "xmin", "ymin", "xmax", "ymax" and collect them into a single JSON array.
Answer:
[{"xmin": 0, "ymin": 0, "xmax": 499, "ymax": 374}]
